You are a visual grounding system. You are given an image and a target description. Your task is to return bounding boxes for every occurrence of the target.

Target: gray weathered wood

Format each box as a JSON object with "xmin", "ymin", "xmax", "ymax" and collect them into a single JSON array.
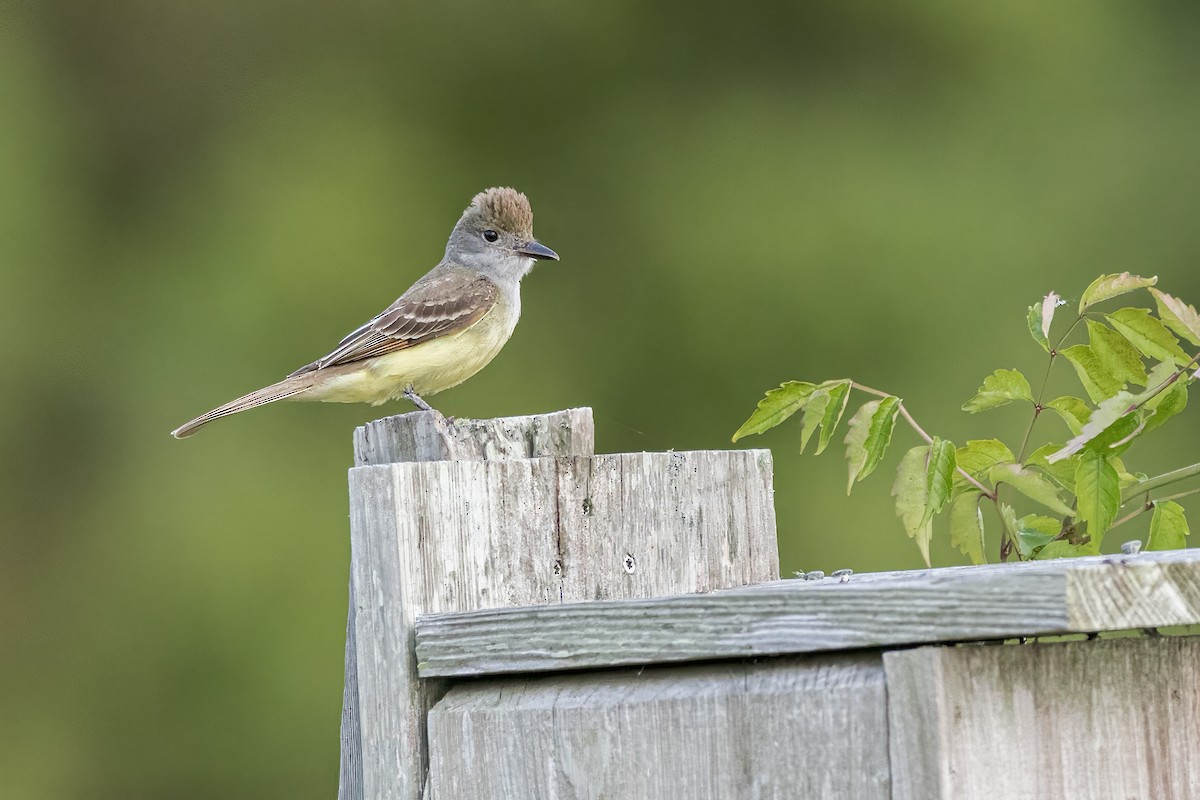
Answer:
[
  {"xmin": 340, "ymin": 409, "xmax": 597, "ymax": 800},
  {"xmin": 414, "ymin": 549, "xmax": 1200, "ymax": 677},
  {"xmin": 353, "ymin": 407, "xmax": 595, "ymax": 466},
  {"xmin": 345, "ymin": 414, "xmax": 778, "ymax": 800},
  {"xmin": 426, "ymin": 654, "xmax": 889, "ymax": 800},
  {"xmin": 885, "ymin": 636, "xmax": 1200, "ymax": 799}
]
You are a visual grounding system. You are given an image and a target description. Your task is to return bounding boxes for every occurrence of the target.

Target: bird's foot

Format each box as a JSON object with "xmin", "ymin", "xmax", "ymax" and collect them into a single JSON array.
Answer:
[
  {"xmin": 403, "ymin": 387, "xmax": 455, "ymax": 427},
  {"xmin": 403, "ymin": 386, "xmax": 435, "ymax": 413}
]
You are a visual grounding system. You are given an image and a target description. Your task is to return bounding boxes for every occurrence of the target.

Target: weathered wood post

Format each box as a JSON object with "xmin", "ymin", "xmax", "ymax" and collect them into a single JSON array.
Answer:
[{"xmin": 338, "ymin": 408, "xmax": 780, "ymax": 800}]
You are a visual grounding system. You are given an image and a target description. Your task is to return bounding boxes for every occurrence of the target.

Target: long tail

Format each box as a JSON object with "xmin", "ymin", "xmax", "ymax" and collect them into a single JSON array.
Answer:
[{"xmin": 171, "ymin": 378, "xmax": 313, "ymax": 439}]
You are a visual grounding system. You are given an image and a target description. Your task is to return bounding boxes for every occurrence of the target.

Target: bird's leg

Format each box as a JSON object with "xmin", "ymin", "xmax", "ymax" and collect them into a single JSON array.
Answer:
[
  {"xmin": 403, "ymin": 386, "xmax": 435, "ymax": 412},
  {"xmin": 404, "ymin": 385, "xmax": 455, "ymax": 427}
]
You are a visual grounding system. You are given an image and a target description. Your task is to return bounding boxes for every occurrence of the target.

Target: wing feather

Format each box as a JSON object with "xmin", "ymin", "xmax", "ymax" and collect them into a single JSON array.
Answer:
[{"xmin": 288, "ymin": 270, "xmax": 499, "ymax": 377}]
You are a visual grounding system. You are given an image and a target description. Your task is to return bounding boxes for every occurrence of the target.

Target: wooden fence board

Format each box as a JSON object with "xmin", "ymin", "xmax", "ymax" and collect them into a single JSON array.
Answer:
[
  {"xmin": 426, "ymin": 654, "xmax": 890, "ymax": 800},
  {"xmin": 884, "ymin": 636, "xmax": 1200, "ymax": 800},
  {"xmin": 414, "ymin": 550, "xmax": 1200, "ymax": 677}
]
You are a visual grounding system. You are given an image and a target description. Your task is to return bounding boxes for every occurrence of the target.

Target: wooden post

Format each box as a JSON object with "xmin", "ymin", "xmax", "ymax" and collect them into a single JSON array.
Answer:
[
  {"xmin": 338, "ymin": 408, "xmax": 595, "ymax": 800},
  {"xmin": 338, "ymin": 408, "xmax": 779, "ymax": 800}
]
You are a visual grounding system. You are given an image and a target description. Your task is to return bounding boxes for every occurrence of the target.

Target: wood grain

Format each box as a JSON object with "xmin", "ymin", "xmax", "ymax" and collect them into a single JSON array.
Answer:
[
  {"xmin": 426, "ymin": 654, "xmax": 889, "ymax": 800},
  {"xmin": 343, "ymin": 411, "xmax": 779, "ymax": 800},
  {"xmin": 885, "ymin": 636, "xmax": 1200, "ymax": 799},
  {"xmin": 341, "ymin": 409, "xmax": 596, "ymax": 800},
  {"xmin": 414, "ymin": 550, "xmax": 1200, "ymax": 677},
  {"xmin": 352, "ymin": 407, "xmax": 595, "ymax": 466}
]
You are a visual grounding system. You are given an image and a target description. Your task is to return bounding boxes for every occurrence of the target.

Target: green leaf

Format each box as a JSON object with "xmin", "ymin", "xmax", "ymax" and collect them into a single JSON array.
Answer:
[
  {"xmin": 1142, "ymin": 380, "xmax": 1188, "ymax": 436},
  {"xmin": 1141, "ymin": 360, "xmax": 1180, "ymax": 400},
  {"xmin": 893, "ymin": 445, "xmax": 933, "ymax": 566},
  {"xmin": 844, "ymin": 397, "xmax": 900, "ymax": 492},
  {"xmin": 733, "ymin": 381, "xmax": 817, "ymax": 441},
  {"xmin": 1000, "ymin": 504, "xmax": 1060, "ymax": 557},
  {"xmin": 815, "ymin": 380, "xmax": 852, "ymax": 455},
  {"xmin": 1108, "ymin": 456, "xmax": 1139, "ymax": 489},
  {"xmin": 1027, "ymin": 305, "xmax": 1049, "ymax": 352},
  {"xmin": 949, "ymin": 491, "xmax": 985, "ymax": 565},
  {"xmin": 1078, "ymin": 272, "xmax": 1157, "ymax": 314},
  {"xmin": 954, "ymin": 439, "xmax": 1014, "ymax": 484},
  {"xmin": 1086, "ymin": 414, "xmax": 1142, "ymax": 458},
  {"xmin": 1106, "ymin": 307, "xmax": 1192, "ymax": 366},
  {"xmin": 924, "ymin": 437, "xmax": 957, "ymax": 523},
  {"xmin": 1149, "ymin": 288, "xmax": 1200, "ymax": 346},
  {"xmin": 1075, "ymin": 451, "xmax": 1120, "ymax": 542},
  {"xmin": 961, "ymin": 369, "xmax": 1034, "ymax": 413},
  {"xmin": 844, "ymin": 401, "xmax": 876, "ymax": 493},
  {"xmin": 1086, "ymin": 320, "xmax": 1148, "ymax": 386},
  {"xmin": 1027, "ymin": 291, "xmax": 1061, "ymax": 352},
  {"xmin": 1034, "ymin": 540, "xmax": 1100, "ymax": 560},
  {"xmin": 1048, "ymin": 391, "xmax": 1136, "ymax": 462},
  {"xmin": 989, "ymin": 463, "xmax": 1074, "ymax": 516},
  {"xmin": 1026, "ymin": 444, "xmax": 1078, "ymax": 491},
  {"xmin": 1044, "ymin": 396, "xmax": 1092, "ymax": 435},
  {"xmin": 1139, "ymin": 361, "xmax": 1189, "ymax": 414},
  {"xmin": 1060, "ymin": 344, "xmax": 1123, "ymax": 404},
  {"xmin": 1147, "ymin": 500, "xmax": 1189, "ymax": 551},
  {"xmin": 798, "ymin": 389, "xmax": 830, "ymax": 453}
]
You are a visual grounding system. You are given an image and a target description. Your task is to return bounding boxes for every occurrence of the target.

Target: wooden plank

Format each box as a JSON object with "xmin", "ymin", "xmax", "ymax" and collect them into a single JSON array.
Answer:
[
  {"xmin": 426, "ymin": 654, "xmax": 889, "ymax": 800},
  {"xmin": 414, "ymin": 549, "xmax": 1200, "ymax": 677},
  {"xmin": 340, "ymin": 409, "xmax": 597, "ymax": 800},
  {"xmin": 884, "ymin": 636, "xmax": 1200, "ymax": 799},
  {"xmin": 347, "ymin": 441, "xmax": 778, "ymax": 800}
]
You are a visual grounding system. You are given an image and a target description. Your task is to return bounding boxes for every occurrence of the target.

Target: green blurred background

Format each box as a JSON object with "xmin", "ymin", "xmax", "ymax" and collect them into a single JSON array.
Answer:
[{"xmin": 3, "ymin": 1, "xmax": 1199, "ymax": 796}]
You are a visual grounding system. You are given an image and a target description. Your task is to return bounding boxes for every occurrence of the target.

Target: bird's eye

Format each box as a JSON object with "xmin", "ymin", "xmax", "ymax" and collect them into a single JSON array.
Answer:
[{"xmin": 482, "ymin": 229, "xmax": 499, "ymax": 243}]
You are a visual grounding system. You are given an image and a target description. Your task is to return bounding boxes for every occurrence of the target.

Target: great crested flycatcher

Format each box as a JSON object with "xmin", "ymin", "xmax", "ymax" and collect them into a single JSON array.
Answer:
[{"xmin": 171, "ymin": 187, "xmax": 558, "ymax": 438}]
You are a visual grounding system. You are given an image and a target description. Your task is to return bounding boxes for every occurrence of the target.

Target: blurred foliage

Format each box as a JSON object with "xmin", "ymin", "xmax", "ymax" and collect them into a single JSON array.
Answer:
[{"xmin": 2, "ymin": 1, "xmax": 1200, "ymax": 797}]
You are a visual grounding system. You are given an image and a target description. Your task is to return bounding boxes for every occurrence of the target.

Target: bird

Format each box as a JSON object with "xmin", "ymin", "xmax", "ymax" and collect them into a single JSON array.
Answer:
[{"xmin": 171, "ymin": 187, "xmax": 559, "ymax": 438}]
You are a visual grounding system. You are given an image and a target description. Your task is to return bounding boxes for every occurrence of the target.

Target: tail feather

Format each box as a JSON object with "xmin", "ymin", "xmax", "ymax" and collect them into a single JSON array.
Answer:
[{"xmin": 171, "ymin": 379, "xmax": 312, "ymax": 439}]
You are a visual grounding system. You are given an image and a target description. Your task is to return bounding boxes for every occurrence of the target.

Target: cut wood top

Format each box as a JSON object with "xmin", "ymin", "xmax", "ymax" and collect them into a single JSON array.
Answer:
[
  {"xmin": 414, "ymin": 549, "xmax": 1200, "ymax": 677},
  {"xmin": 353, "ymin": 407, "xmax": 595, "ymax": 466}
]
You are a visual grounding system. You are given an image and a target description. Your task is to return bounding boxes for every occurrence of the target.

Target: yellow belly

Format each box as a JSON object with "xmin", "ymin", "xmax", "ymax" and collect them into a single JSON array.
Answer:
[{"xmin": 301, "ymin": 304, "xmax": 517, "ymax": 405}]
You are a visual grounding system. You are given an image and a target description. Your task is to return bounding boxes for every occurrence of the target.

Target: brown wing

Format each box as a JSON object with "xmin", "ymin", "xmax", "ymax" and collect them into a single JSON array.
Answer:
[{"xmin": 288, "ymin": 269, "xmax": 500, "ymax": 376}]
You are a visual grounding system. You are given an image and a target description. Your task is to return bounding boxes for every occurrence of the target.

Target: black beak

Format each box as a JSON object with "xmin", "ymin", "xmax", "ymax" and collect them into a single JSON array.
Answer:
[{"xmin": 516, "ymin": 240, "xmax": 559, "ymax": 261}]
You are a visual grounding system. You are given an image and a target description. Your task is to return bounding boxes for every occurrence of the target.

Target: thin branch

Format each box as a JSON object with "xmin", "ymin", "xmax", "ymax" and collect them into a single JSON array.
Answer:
[
  {"xmin": 1119, "ymin": 350, "xmax": 1200, "ymax": 417},
  {"xmin": 1109, "ymin": 485, "xmax": 1200, "ymax": 531},
  {"xmin": 1111, "ymin": 500, "xmax": 1154, "ymax": 531},
  {"xmin": 1017, "ymin": 314, "xmax": 1085, "ymax": 462},
  {"xmin": 1120, "ymin": 462, "xmax": 1200, "ymax": 504},
  {"xmin": 852, "ymin": 381, "xmax": 997, "ymax": 501}
]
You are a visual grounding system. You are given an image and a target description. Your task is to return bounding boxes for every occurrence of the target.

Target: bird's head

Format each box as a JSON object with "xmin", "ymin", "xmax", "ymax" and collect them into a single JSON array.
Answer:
[{"xmin": 447, "ymin": 187, "xmax": 559, "ymax": 280}]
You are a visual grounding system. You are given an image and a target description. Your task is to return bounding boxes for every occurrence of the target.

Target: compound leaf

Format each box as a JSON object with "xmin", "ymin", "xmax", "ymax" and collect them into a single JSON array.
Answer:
[{"xmin": 962, "ymin": 369, "xmax": 1033, "ymax": 413}]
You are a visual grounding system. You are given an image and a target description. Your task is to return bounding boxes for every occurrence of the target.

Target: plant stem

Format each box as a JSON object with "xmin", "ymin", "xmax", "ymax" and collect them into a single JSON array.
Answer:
[
  {"xmin": 993, "ymin": 496, "xmax": 1014, "ymax": 561},
  {"xmin": 852, "ymin": 381, "xmax": 997, "ymax": 501},
  {"xmin": 1120, "ymin": 462, "xmax": 1200, "ymax": 503},
  {"xmin": 1109, "ymin": 485, "xmax": 1200, "ymax": 530},
  {"xmin": 1118, "ymin": 350, "xmax": 1200, "ymax": 417},
  {"xmin": 1016, "ymin": 314, "xmax": 1085, "ymax": 463}
]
